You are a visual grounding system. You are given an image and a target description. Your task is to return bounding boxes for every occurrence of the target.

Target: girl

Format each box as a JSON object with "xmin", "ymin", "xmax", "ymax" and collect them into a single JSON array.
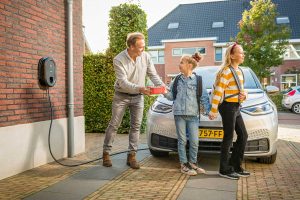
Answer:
[
  {"xmin": 164, "ymin": 53, "xmax": 211, "ymax": 176},
  {"xmin": 209, "ymin": 43, "xmax": 250, "ymax": 180}
]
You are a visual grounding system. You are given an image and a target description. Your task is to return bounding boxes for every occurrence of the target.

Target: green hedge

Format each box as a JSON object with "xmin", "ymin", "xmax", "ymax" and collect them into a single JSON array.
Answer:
[
  {"xmin": 268, "ymin": 93, "xmax": 284, "ymax": 111},
  {"xmin": 83, "ymin": 54, "xmax": 157, "ymax": 133}
]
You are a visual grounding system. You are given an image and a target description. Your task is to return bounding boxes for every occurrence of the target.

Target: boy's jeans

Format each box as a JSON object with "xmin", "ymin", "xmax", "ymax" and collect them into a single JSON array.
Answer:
[{"xmin": 174, "ymin": 115, "xmax": 199, "ymax": 164}]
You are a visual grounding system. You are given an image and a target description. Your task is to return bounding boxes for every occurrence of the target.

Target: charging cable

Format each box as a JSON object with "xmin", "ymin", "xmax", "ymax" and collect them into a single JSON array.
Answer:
[{"xmin": 46, "ymin": 89, "xmax": 149, "ymax": 167}]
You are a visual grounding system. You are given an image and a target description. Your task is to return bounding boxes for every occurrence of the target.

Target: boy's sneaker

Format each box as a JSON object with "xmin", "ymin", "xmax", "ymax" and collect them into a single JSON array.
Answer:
[
  {"xmin": 189, "ymin": 162, "xmax": 206, "ymax": 174},
  {"xmin": 181, "ymin": 163, "xmax": 197, "ymax": 176},
  {"xmin": 219, "ymin": 172, "xmax": 240, "ymax": 180},
  {"xmin": 235, "ymin": 168, "xmax": 250, "ymax": 177}
]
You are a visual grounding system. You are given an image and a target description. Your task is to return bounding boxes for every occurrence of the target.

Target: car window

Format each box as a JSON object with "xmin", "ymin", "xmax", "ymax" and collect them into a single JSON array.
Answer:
[
  {"xmin": 285, "ymin": 88, "xmax": 293, "ymax": 93},
  {"xmin": 195, "ymin": 67, "xmax": 260, "ymax": 89},
  {"xmin": 297, "ymin": 88, "xmax": 300, "ymax": 93}
]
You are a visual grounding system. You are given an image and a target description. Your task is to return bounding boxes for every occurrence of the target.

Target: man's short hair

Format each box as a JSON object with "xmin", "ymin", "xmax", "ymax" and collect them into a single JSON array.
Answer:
[{"xmin": 126, "ymin": 32, "xmax": 145, "ymax": 48}]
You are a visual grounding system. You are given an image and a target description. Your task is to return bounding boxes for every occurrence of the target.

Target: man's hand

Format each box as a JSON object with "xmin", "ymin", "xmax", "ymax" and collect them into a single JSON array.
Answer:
[{"xmin": 139, "ymin": 87, "xmax": 150, "ymax": 95}]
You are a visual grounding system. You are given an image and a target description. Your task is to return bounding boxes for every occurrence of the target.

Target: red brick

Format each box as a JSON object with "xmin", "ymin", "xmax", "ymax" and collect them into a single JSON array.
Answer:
[
  {"xmin": 8, "ymin": 115, "xmax": 21, "ymax": 121},
  {"xmin": 1, "ymin": 0, "xmax": 83, "ymax": 127}
]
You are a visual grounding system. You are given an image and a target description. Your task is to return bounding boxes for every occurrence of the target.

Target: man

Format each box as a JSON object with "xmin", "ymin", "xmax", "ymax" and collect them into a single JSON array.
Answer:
[{"xmin": 102, "ymin": 32, "xmax": 164, "ymax": 169}]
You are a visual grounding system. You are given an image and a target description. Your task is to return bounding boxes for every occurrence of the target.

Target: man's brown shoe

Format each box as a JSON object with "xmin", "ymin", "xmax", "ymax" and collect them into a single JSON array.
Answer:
[
  {"xmin": 102, "ymin": 151, "xmax": 112, "ymax": 167},
  {"xmin": 127, "ymin": 151, "xmax": 140, "ymax": 169}
]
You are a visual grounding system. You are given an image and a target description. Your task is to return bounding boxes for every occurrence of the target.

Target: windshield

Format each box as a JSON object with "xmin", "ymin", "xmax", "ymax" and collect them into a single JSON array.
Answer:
[{"xmin": 194, "ymin": 67, "xmax": 261, "ymax": 89}]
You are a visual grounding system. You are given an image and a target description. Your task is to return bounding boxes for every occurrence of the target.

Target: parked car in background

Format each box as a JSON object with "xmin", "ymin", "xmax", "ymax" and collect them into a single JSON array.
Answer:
[
  {"xmin": 146, "ymin": 66, "xmax": 278, "ymax": 164},
  {"xmin": 282, "ymin": 86, "xmax": 300, "ymax": 114}
]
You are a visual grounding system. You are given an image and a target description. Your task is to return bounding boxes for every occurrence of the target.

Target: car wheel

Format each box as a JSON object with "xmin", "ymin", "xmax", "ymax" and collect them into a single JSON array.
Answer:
[
  {"xmin": 149, "ymin": 149, "xmax": 169, "ymax": 157},
  {"xmin": 257, "ymin": 151, "xmax": 277, "ymax": 164},
  {"xmin": 291, "ymin": 103, "xmax": 300, "ymax": 114}
]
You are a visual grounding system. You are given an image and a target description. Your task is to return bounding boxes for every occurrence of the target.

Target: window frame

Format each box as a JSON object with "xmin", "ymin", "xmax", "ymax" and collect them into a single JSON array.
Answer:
[
  {"xmin": 172, "ymin": 47, "xmax": 206, "ymax": 56},
  {"xmin": 280, "ymin": 74, "xmax": 297, "ymax": 91}
]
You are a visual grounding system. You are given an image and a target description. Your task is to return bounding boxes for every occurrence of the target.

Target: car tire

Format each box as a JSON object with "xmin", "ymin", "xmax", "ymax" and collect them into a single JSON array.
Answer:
[
  {"xmin": 257, "ymin": 151, "xmax": 277, "ymax": 164},
  {"xmin": 291, "ymin": 102, "xmax": 300, "ymax": 114},
  {"xmin": 149, "ymin": 149, "xmax": 169, "ymax": 157}
]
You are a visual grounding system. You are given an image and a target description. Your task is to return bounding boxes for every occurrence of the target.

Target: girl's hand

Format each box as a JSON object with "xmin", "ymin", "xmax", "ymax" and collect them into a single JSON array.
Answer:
[
  {"xmin": 238, "ymin": 92, "xmax": 246, "ymax": 101},
  {"xmin": 208, "ymin": 112, "xmax": 217, "ymax": 120}
]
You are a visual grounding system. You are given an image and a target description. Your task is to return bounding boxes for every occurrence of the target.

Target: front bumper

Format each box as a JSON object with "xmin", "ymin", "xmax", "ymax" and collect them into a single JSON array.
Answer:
[
  {"xmin": 150, "ymin": 133, "xmax": 270, "ymax": 154},
  {"xmin": 146, "ymin": 109, "xmax": 278, "ymax": 158}
]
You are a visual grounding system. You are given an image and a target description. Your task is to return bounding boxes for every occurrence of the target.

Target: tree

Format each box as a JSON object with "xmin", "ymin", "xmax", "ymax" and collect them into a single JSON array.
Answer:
[
  {"xmin": 107, "ymin": 3, "xmax": 147, "ymax": 57},
  {"xmin": 236, "ymin": 0, "xmax": 290, "ymax": 79}
]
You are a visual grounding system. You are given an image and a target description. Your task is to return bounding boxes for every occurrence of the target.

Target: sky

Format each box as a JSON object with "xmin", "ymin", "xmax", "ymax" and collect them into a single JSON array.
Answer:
[{"xmin": 82, "ymin": 0, "xmax": 225, "ymax": 53}]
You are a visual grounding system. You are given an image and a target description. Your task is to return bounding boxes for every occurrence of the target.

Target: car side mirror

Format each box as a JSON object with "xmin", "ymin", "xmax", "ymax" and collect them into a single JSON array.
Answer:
[{"xmin": 265, "ymin": 85, "xmax": 279, "ymax": 94}]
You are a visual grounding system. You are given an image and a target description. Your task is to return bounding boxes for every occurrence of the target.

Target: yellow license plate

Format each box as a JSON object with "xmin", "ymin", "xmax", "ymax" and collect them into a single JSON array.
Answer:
[{"xmin": 199, "ymin": 129, "xmax": 224, "ymax": 139}]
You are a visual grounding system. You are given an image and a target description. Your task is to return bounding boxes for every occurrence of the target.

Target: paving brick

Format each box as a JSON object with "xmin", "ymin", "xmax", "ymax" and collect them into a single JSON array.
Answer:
[{"xmin": 1, "ymin": 132, "xmax": 300, "ymax": 200}]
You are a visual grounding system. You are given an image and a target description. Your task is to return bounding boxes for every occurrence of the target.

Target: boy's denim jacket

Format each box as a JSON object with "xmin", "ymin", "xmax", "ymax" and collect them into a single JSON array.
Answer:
[{"xmin": 164, "ymin": 74, "xmax": 211, "ymax": 116}]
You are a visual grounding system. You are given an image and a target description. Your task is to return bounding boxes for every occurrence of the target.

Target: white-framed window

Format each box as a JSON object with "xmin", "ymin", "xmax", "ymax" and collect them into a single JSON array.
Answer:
[
  {"xmin": 280, "ymin": 74, "xmax": 297, "ymax": 91},
  {"xmin": 212, "ymin": 21, "xmax": 224, "ymax": 28},
  {"xmin": 215, "ymin": 47, "xmax": 222, "ymax": 62},
  {"xmin": 284, "ymin": 44, "xmax": 300, "ymax": 60},
  {"xmin": 148, "ymin": 50, "xmax": 164, "ymax": 64},
  {"xmin": 172, "ymin": 47, "xmax": 206, "ymax": 56},
  {"xmin": 276, "ymin": 17, "xmax": 290, "ymax": 24},
  {"xmin": 172, "ymin": 48, "xmax": 181, "ymax": 56},
  {"xmin": 168, "ymin": 22, "xmax": 179, "ymax": 29}
]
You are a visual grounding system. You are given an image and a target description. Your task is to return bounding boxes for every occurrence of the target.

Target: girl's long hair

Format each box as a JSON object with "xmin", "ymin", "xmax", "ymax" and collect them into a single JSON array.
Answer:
[{"xmin": 215, "ymin": 44, "xmax": 238, "ymax": 83}]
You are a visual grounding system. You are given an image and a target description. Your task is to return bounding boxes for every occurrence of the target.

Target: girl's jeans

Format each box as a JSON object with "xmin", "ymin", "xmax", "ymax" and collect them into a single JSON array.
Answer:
[{"xmin": 174, "ymin": 115, "xmax": 199, "ymax": 164}]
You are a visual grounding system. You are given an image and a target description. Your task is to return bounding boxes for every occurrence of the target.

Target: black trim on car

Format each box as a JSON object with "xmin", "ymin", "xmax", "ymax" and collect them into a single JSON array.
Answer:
[{"xmin": 151, "ymin": 133, "xmax": 269, "ymax": 153}]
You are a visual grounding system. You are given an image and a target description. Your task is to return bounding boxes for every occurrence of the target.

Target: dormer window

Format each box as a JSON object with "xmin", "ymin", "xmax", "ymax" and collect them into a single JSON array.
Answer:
[
  {"xmin": 276, "ymin": 17, "xmax": 290, "ymax": 24},
  {"xmin": 212, "ymin": 21, "xmax": 224, "ymax": 28},
  {"xmin": 168, "ymin": 22, "xmax": 179, "ymax": 29}
]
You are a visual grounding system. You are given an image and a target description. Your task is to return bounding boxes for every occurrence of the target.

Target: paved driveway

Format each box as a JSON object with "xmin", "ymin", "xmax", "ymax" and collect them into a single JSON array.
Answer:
[{"xmin": 0, "ymin": 112, "xmax": 299, "ymax": 200}]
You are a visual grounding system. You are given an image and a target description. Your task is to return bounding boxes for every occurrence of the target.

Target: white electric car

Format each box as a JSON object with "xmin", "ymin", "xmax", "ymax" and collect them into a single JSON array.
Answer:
[{"xmin": 146, "ymin": 66, "xmax": 278, "ymax": 164}]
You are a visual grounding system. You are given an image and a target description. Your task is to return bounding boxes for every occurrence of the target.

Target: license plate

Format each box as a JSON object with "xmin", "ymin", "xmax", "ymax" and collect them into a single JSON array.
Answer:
[{"xmin": 199, "ymin": 129, "xmax": 224, "ymax": 139}]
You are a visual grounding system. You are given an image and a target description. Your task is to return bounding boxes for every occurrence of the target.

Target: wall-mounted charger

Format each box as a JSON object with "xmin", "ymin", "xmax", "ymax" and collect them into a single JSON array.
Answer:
[{"xmin": 38, "ymin": 57, "xmax": 57, "ymax": 87}]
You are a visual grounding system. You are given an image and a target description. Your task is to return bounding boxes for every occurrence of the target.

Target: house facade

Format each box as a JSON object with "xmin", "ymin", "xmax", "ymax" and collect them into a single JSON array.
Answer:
[
  {"xmin": 148, "ymin": 0, "xmax": 300, "ymax": 90},
  {"xmin": 0, "ymin": 0, "xmax": 85, "ymax": 180}
]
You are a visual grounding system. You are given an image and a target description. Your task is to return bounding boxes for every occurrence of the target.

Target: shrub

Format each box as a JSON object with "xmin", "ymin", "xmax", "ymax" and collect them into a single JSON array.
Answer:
[
  {"xmin": 83, "ymin": 53, "xmax": 115, "ymax": 133},
  {"xmin": 83, "ymin": 54, "xmax": 157, "ymax": 133},
  {"xmin": 268, "ymin": 93, "xmax": 284, "ymax": 111}
]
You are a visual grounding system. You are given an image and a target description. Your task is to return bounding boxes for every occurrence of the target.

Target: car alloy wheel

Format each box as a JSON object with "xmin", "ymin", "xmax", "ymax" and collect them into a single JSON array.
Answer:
[{"xmin": 292, "ymin": 103, "xmax": 300, "ymax": 114}]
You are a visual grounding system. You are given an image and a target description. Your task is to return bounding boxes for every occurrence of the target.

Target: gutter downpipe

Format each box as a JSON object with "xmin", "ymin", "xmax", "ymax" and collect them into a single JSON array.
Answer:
[{"xmin": 67, "ymin": 0, "xmax": 75, "ymax": 157}]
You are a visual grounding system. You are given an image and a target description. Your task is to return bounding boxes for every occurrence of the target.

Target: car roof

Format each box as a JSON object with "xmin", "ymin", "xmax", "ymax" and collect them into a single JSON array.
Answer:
[{"xmin": 194, "ymin": 66, "xmax": 249, "ymax": 72}]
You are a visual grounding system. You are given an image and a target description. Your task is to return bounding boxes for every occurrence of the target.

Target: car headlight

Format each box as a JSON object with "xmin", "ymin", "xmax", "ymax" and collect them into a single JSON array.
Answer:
[
  {"xmin": 151, "ymin": 101, "xmax": 172, "ymax": 113},
  {"xmin": 241, "ymin": 102, "xmax": 273, "ymax": 116}
]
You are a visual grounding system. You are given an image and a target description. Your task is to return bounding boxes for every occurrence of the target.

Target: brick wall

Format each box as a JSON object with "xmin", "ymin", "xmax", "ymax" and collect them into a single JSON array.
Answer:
[
  {"xmin": 271, "ymin": 60, "xmax": 300, "ymax": 89},
  {"xmin": 154, "ymin": 64, "xmax": 165, "ymax": 82},
  {"xmin": 0, "ymin": 0, "xmax": 83, "ymax": 127}
]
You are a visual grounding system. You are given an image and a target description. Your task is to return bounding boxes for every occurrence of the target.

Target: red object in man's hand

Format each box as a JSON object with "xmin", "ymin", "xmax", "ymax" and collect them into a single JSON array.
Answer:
[{"xmin": 148, "ymin": 86, "xmax": 166, "ymax": 95}]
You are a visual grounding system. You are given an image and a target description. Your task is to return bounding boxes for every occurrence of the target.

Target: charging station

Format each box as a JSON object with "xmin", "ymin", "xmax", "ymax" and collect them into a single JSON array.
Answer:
[{"xmin": 38, "ymin": 57, "xmax": 57, "ymax": 87}]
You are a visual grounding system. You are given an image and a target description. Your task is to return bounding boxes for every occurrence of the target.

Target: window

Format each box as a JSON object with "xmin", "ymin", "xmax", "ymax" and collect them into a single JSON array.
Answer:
[
  {"xmin": 212, "ymin": 21, "xmax": 224, "ymax": 28},
  {"xmin": 276, "ymin": 17, "xmax": 290, "ymax": 24},
  {"xmin": 158, "ymin": 50, "xmax": 164, "ymax": 63},
  {"xmin": 172, "ymin": 47, "xmax": 206, "ymax": 56},
  {"xmin": 182, "ymin": 48, "xmax": 196, "ymax": 55},
  {"xmin": 215, "ymin": 47, "xmax": 222, "ymax": 62},
  {"xmin": 198, "ymin": 47, "xmax": 205, "ymax": 54},
  {"xmin": 168, "ymin": 22, "xmax": 179, "ymax": 29},
  {"xmin": 284, "ymin": 44, "xmax": 300, "ymax": 60},
  {"xmin": 172, "ymin": 48, "xmax": 181, "ymax": 56},
  {"xmin": 281, "ymin": 74, "xmax": 297, "ymax": 91},
  {"xmin": 148, "ymin": 50, "xmax": 164, "ymax": 64}
]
